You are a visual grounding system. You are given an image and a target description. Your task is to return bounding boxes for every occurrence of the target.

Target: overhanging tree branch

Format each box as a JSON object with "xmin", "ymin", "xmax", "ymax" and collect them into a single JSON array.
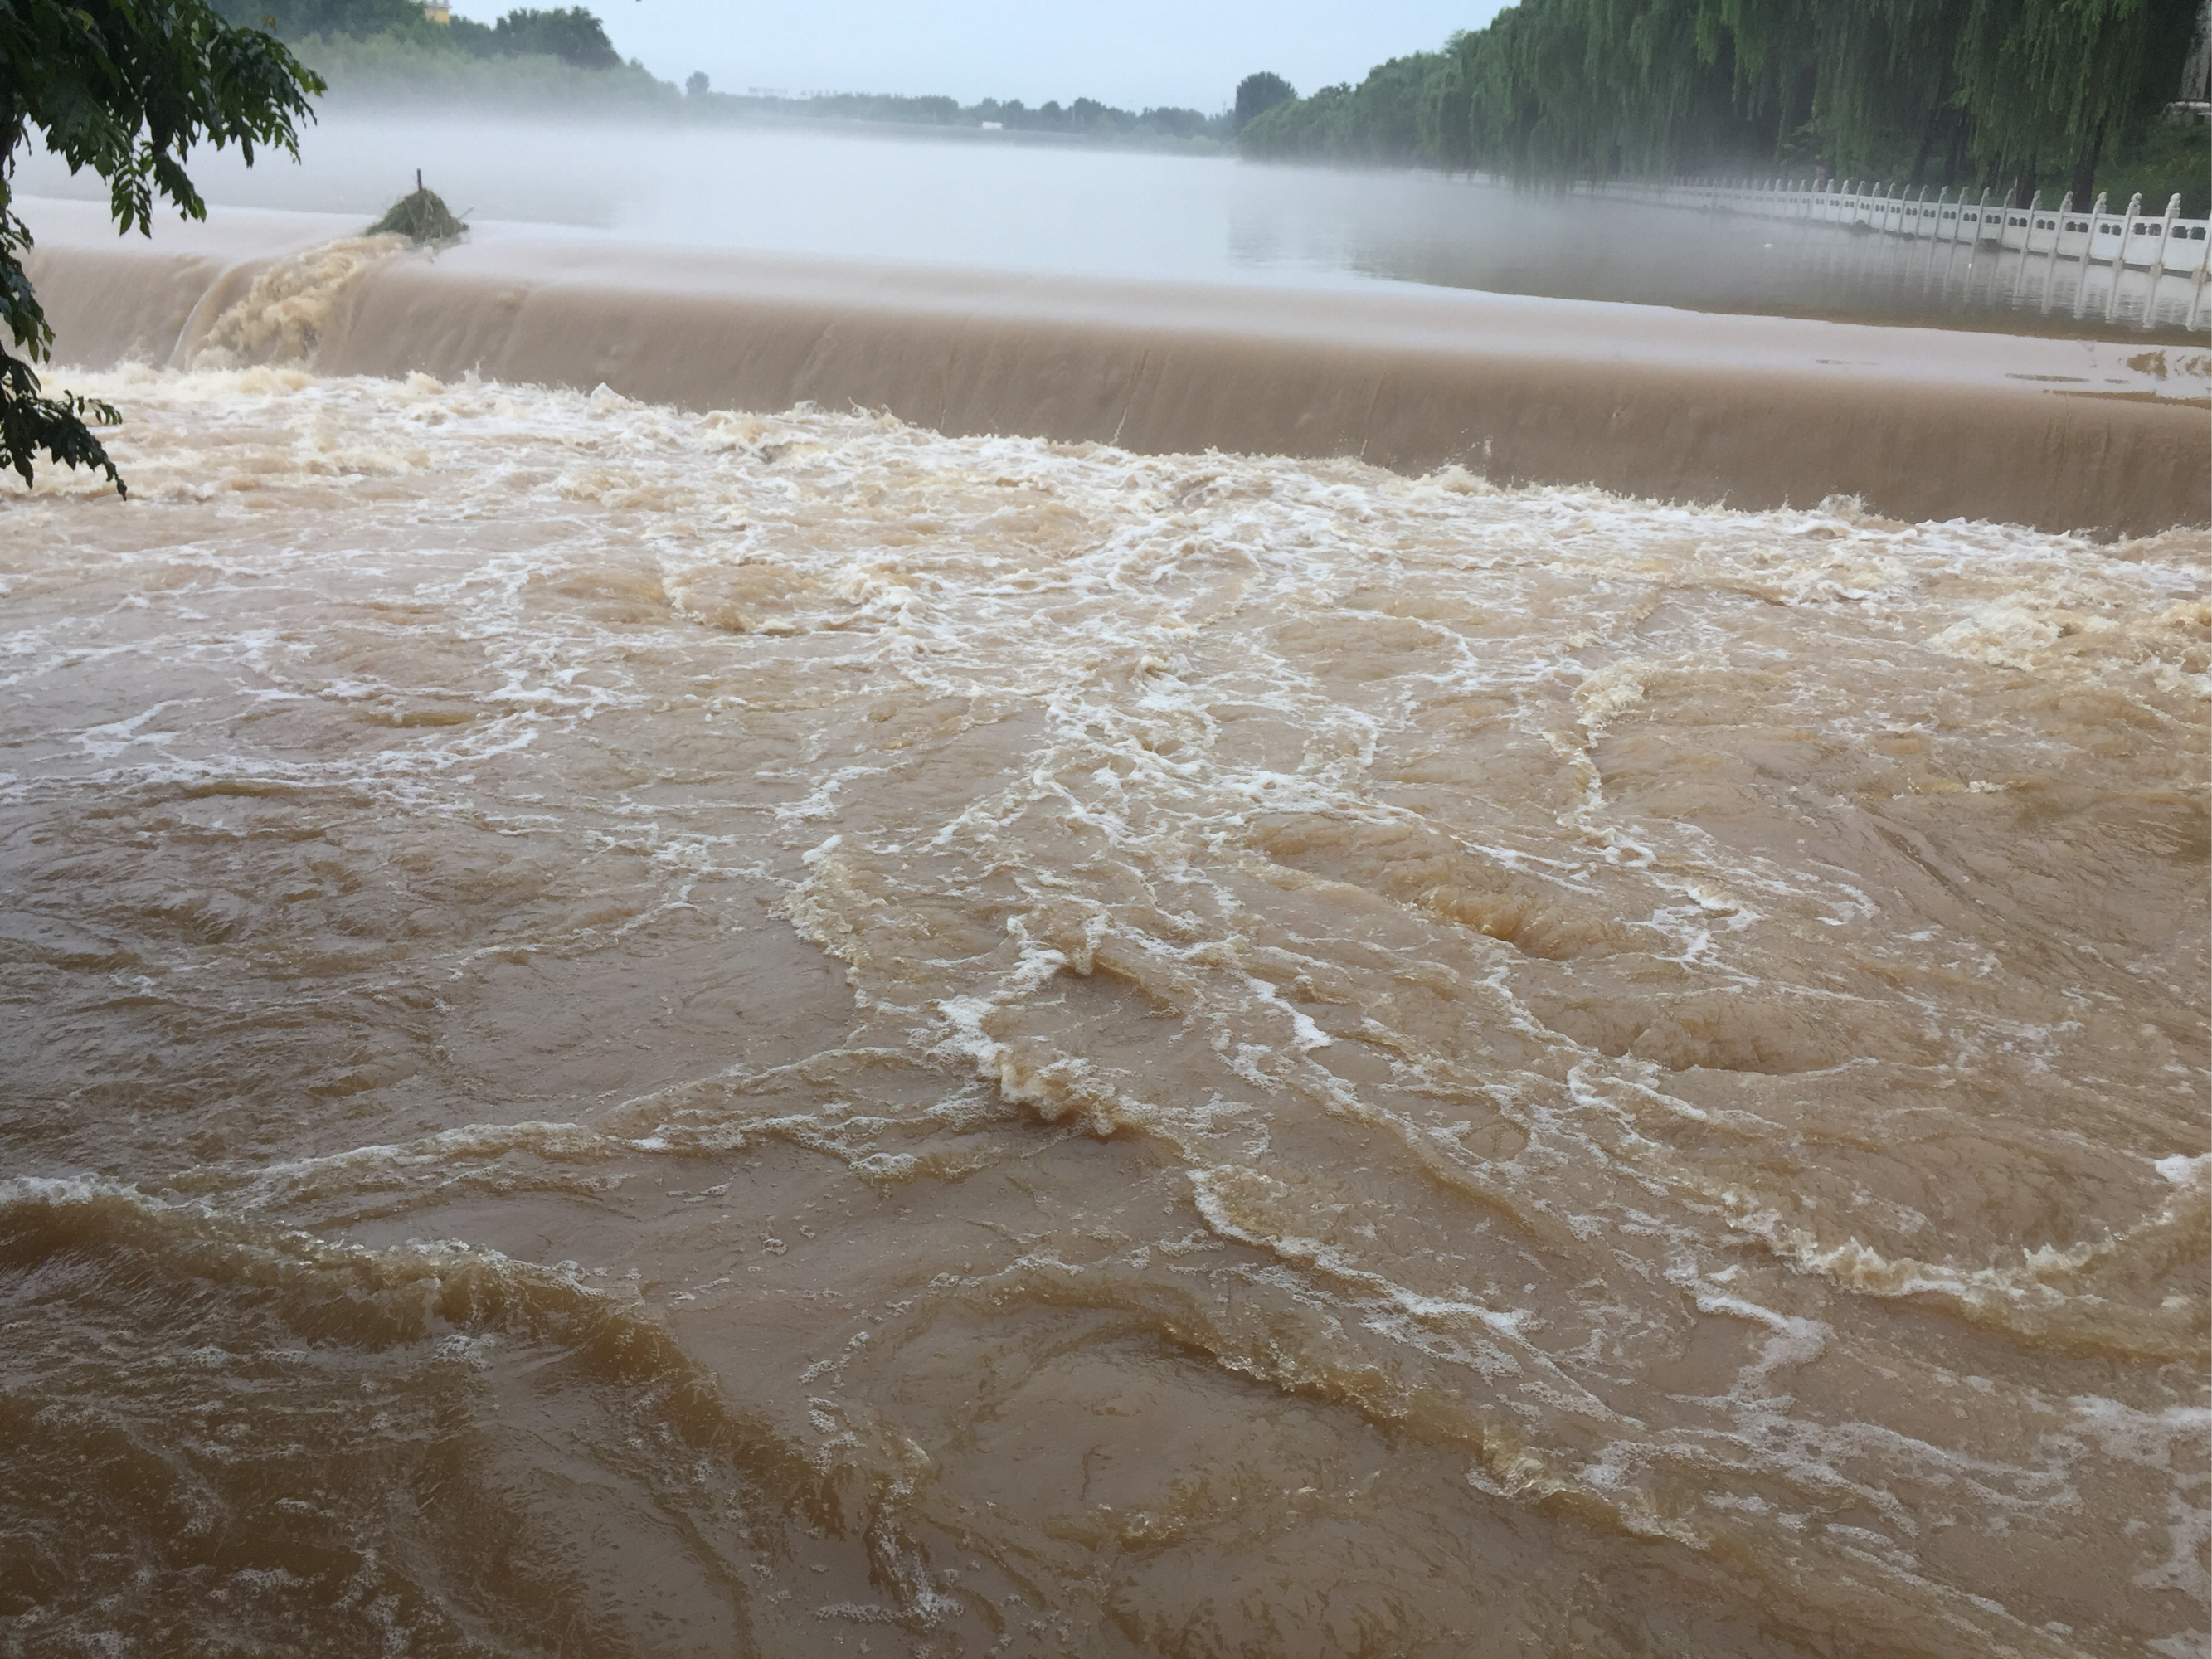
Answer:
[{"xmin": 0, "ymin": 0, "xmax": 323, "ymax": 496}]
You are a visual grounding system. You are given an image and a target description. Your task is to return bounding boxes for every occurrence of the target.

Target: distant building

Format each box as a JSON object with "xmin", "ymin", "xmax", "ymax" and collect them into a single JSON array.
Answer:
[{"xmin": 423, "ymin": 2, "xmax": 450, "ymax": 22}]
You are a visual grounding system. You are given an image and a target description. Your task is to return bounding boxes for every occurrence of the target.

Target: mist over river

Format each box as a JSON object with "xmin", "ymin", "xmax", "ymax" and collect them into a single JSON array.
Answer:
[
  {"xmin": 11, "ymin": 112, "xmax": 2140, "ymax": 332},
  {"xmin": 1, "ymin": 348, "xmax": 2205, "ymax": 1655}
]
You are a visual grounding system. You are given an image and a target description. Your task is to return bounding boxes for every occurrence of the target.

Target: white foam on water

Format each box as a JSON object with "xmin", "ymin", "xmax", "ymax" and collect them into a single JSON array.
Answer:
[{"xmin": 4, "ymin": 360, "xmax": 2205, "ymax": 1657}]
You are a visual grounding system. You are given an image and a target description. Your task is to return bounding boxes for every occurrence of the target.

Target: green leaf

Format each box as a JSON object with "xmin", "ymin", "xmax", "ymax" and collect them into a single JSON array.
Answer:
[{"xmin": 1, "ymin": 0, "xmax": 323, "ymax": 495}]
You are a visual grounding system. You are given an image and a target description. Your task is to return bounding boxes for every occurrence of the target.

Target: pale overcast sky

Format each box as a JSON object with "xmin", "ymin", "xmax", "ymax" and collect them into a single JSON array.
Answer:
[{"xmin": 446, "ymin": 2, "xmax": 1510, "ymax": 113}]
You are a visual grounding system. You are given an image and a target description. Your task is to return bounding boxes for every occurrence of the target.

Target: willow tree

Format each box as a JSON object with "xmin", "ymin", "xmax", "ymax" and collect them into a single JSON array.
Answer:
[
  {"xmin": 1242, "ymin": 0, "xmax": 2200, "ymax": 196},
  {"xmin": 1953, "ymin": 0, "xmax": 2202, "ymax": 198},
  {"xmin": 1713, "ymin": 0, "xmax": 2198, "ymax": 191},
  {"xmin": 1241, "ymin": 53, "xmax": 1445, "ymax": 162},
  {"xmin": 1415, "ymin": 33, "xmax": 1481, "ymax": 171},
  {"xmin": 1343, "ymin": 52, "xmax": 1448, "ymax": 163},
  {"xmin": 1694, "ymin": 0, "xmax": 1972, "ymax": 178},
  {"xmin": 2, "ymin": 2, "xmax": 321, "ymax": 495},
  {"xmin": 1460, "ymin": 0, "xmax": 1765, "ymax": 181}
]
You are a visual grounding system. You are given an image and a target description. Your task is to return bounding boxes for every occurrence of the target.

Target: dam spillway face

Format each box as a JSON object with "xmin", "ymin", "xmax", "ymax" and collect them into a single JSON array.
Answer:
[{"xmin": 17, "ymin": 197, "xmax": 2210, "ymax": 537}]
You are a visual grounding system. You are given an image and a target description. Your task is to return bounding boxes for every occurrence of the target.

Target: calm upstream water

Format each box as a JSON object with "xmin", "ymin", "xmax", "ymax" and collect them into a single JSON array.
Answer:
[
  {"xmin": 16, "ymin": 110, "xmax": 2185, "ymax": 333},
  {"xmin": 1, "ymin": 344, "xmax": 2205, "ymax": 1654}
]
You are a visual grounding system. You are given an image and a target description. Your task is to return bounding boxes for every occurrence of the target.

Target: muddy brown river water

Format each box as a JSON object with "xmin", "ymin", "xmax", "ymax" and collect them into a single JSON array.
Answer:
[{"xmin": 1, "ymin": 348, "xmax": 2206, "ymax": 1657}]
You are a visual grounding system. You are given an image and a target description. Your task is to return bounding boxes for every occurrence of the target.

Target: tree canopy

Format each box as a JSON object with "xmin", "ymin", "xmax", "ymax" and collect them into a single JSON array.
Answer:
[
  {"xmin": 490, "ymin": 7, "xmax": 618, "ymax": 71},
  {"xmin": 1234, "ymin": 71, "xmax": 1296, "ymax": 129},
  {"xmin": 1242, "ymin": 0, "xmax": 2205, "ymax": 203},
  {"xmin": 2, "ymin": 0, "xmax": 322, "ymax": 494},
  {"xmin": 210, "ymin": 0, "xmax": 427, "ymax": 37},
  {"xmin": 699, "ymin": 86, "xmax": 1226, "ymax": 145},
  {"xmin": 211, "ymin": 1, "xmax": 628, "ymax": 70}
]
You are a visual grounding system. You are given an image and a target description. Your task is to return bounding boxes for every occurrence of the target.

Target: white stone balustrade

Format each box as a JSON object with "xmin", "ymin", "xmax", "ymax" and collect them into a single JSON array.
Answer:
[{"xmin": 1589, "ymin": 175, "xmax": 2211, "ymax": 330}]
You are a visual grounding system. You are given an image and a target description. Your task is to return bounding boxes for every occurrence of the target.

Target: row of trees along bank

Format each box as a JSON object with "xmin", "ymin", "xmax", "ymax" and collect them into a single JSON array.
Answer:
[
  {"xmin": 1237, "ymin": 0, "xmax": 2210, "ymax": 212},
  {"xmin": 210, "ymin": 1, "xmax": 1228, "ymax": 140},
  {"xmin": 680, "ymin": 85, "xmax": 1226, "ymax": 146},
  {"xmin": 213, "ymin": 2, "xmax": 625, "ymax": 67},
  {"xmin": 207, "ymin": 1, "xmax": 686, "ymax": 106}
]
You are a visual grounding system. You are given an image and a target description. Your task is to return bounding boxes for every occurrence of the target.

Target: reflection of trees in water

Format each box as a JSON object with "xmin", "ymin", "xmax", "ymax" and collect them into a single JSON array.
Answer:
[
  {"xmin": 1749, "ymin": 221, "xmax": 2205, "ymax": 331},
  {"xmin": 1223, "ymin": 189, "xmax": 2201, "ymax": 335}
]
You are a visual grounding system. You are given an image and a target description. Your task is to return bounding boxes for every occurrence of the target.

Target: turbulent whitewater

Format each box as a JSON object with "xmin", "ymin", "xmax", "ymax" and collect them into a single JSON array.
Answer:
[{"xmin": 1, "ymin": 362, "xmax": 2206, "ymax": 1658}]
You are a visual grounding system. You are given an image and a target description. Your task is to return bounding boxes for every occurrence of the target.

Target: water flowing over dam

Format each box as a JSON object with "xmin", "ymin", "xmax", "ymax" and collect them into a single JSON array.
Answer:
[
  {"xmin": 19, "ymin": 197, "xmax": 2210, "ymax": 538},
  {"xmin": 2, "ymin": 174, "xmax": 2207, "ymax": 1657}
]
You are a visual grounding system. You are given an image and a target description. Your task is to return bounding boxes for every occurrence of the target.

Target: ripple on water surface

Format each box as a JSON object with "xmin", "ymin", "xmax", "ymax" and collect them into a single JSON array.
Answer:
[{"xmin": 0, "ymin": 365, "xmax": 2205, "ymax": 1658}]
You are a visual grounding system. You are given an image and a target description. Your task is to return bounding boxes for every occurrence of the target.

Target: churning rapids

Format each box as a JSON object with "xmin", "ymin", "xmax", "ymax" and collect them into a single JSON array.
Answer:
[{"xmin": 2, "ymin": 347, "xmax": 2206, "ymax": 1657}]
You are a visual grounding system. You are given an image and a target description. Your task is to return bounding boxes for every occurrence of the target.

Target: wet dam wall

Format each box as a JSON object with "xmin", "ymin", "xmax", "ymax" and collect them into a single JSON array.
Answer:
[{"xmin": 22, "ymin": 198, "xmax": 2210, "ymax": 535}]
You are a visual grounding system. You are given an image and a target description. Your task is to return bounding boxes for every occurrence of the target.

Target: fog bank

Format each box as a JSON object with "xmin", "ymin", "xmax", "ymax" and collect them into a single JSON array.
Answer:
[{"xmin": 20, "ymin": 113, "xmax": 2183, "ymax": 336}]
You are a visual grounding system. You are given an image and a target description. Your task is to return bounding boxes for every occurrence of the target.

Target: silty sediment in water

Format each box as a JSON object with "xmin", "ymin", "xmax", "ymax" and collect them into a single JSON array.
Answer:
[{"xmin": 0, "ymin": 358, "xmax": 2205, "ymax": 1656}]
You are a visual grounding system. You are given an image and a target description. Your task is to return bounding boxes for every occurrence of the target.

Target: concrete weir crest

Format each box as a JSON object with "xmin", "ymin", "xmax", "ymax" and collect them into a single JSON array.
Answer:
[{"xmin": 20, "ymin": 196, "xmax": 2209, "ymax": 537}]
